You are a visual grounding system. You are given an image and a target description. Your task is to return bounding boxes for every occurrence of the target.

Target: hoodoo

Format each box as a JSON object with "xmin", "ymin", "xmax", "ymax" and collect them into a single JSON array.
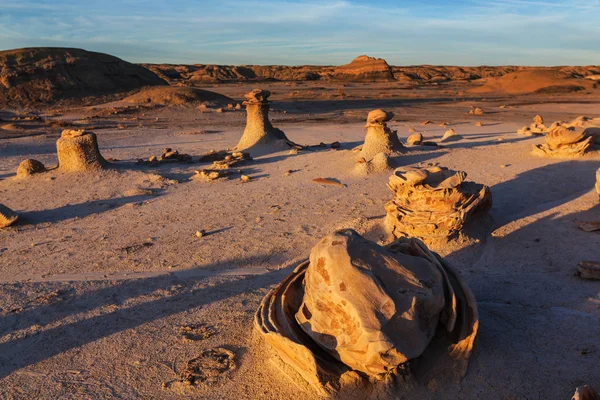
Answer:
[
  {"xmin": 359, "ymin": 109, "xmax": 403, "ymax": 161},
  {"xmin": 234, "ymin": 89, "xmax": 300, "ymax": 156},
  {"xmin": 56, "ymin": 129, "xmax": 108, "ymax": 172}
]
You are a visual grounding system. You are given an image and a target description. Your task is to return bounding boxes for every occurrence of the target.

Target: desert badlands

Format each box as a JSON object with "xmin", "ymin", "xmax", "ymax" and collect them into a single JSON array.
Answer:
[{"xmin": 0, "ymin": 48, "xmax": 599, "ymax": 399}]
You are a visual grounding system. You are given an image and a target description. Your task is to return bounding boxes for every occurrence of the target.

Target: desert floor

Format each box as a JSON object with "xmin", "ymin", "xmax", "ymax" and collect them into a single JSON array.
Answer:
[{"xmin": 1, "ymin": 82, "xmax": 599, "ymax": 399}]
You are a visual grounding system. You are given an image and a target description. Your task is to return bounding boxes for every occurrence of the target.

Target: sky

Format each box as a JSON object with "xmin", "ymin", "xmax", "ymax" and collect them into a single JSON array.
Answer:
[{"xmin": 0, "ymin": 0, "xmax": 599, "ymax": 66}]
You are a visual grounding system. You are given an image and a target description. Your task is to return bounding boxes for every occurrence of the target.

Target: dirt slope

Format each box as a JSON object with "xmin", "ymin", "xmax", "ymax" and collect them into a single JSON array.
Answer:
[{"xmin": 0, "ymin": 47, "xmax": 167, "ymax": 107}]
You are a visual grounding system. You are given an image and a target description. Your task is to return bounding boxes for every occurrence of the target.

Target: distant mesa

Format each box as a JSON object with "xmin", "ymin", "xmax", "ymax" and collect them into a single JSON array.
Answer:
[
  {"xmin": 0, "ymin": 47, "xmax": 167, "ymax": 107},
  {"xmin": 332, "ymin": 55, "xmax": 395, "ymax": 81},
  {"xmin": 471, "ymin": 68, "xmax": 595, "ymax": 95}
]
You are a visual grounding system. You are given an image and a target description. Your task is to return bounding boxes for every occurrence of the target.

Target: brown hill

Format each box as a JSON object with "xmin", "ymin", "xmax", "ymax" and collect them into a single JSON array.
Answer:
[
  {"xmin": 471, "ymin": 68, "xmax": 596, "ymax": 94},
  {"xmin": 121, "ymin": 86, "xmax": 233, "ymax": 107},
  {"xmin": 0, "ymin": 47, "xmax": 167, "ymax": 107},
  {"xmin": 332, "ymin": 55, "xmax": 394, "ymax": 81}
]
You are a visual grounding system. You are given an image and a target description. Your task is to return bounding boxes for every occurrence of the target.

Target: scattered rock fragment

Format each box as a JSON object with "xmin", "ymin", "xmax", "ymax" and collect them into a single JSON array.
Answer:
[
  {"xmin": 16, "ymin": 159, "xmax": 46, "ymax": 178},
  {"xmin": 240, "ymin": 175, "xmax": 251, "ymax": 183},
  {"xmin": 211, "ymin": 152, "xmax": 252, "ymax": 170},
  {"xmin": 441, "ymin": 128, "xmax": 463, "ymax": 142},
  {"xmin": 421, "ymin": 120, "xmax": 431, "ymax": 126},
  {"xmin": 577, "ymin": 261, "xmax": 600, "ymax": 280},
  {"xmin": 192, "ymin": 169, "xmax": 235, "ymax": 182},
  {"xmin": 179, "ymin": 324, "xmax": 215, "ymax": 341},
  {"xmin": 475, "ymin": 121, "xmax": 483, "ymax": 127},
  {"xmin": 469, "ymin": 107, "xmax": 484, "ymax": 115},
  {"xmin": 194, "ymin": 230, "xmax": 206, "ymax": 238},
  {"xmin": 255, "ymin": 229, "xmax": 478, "ymax": 395},
  {"xmin": 312, "ymin": 177, "xmax": 345, "ymax": 187},
  {"xmin": 0, "ymin": 204, "xmax": 18, "ymax": 228},
  {"xmin": 406, "ymin": 132, "xmax": 423, "ymax": 145}
]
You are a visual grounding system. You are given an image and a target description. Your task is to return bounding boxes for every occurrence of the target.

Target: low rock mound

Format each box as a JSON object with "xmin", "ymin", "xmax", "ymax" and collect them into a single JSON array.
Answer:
[
  {"xmin": 0, "ymin": 47, "xmax": 167, "ymax": 107},
  {"xmin": 333, "ymin": 55, "xmax": 394, "ymax": 81},
  {"xmin": 471, "ymin": 69, "xmax": 593, "ymax": 95},
  {"xmin": 121, "ymin": 86, "xmax": 233, "ymax": 107},
  {"xmin": 531, "ymin": 125, "xmax": 592, "ymax": 158}
]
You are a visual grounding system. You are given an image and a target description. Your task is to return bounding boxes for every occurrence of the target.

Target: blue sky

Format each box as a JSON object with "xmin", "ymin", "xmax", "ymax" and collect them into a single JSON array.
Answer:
[{"xmin": 0, "ymin": 0, "xmax": 599, "ymax": 66}]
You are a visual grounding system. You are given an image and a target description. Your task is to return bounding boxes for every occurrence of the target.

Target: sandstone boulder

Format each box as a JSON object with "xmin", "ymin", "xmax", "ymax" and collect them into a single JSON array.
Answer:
[
  {"xmin": 255, "ymin": 229, "xmax": 478, "ymax": 394},
  {"xmin": 441, "ymin": 128, "xmax": 462, "ymax": 142},
  {"xmin": 16, "ymin": 159, "xmax": 45, "ymax": 177},
  {"xmin": 406, "ymin": 132, "xmax": 423, "ymax": 145},
  {"xmin": 0, "ymin": 204, "xmax": 18, "ymax": 228},
  {"xmin": 531, "ymin": 125, "xmax": 592, "ymax": 158}
]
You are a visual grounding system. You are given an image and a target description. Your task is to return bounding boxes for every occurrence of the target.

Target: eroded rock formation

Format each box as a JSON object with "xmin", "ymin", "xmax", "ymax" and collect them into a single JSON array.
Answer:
[
  {"xmin": 359, "ymin": 109, "xmax": 403, "ymax": 161},
  {"xmin": 517, "ymin": 114, "xmax": 550, "ymax": 136},
  {"xmin": 0, "ymin": 204, "xmax": 18, "ymax": 228},
  {"xmin": 56, "ymin": 129, "xmax": 108, "ymax": 172},
  {"xmin": 531, "ymin": 125, "xmax": 592, "ymax": 158},
  {"xmin": 255, "ymin": 229, "xmax": 478, "ymax": 395},
  {"xmin": 384, "ymin": 166, "xmax": 492, "ymax": 243},
  {"xmin": 16, "ymin": 159, "xmax": 45, "ymax": 178},
  {"xmin": 234, "ymin": 89, "xmax": 300, "ymax": 156}
]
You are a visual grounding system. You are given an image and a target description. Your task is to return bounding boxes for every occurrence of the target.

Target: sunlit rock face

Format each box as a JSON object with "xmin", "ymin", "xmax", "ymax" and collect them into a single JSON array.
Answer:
[
  {"xmin": 255, "ymin": 229, "xmax": 478, "ymax": 396},
  {"xmin": 384, "ymin": 166, "xmax": 492, "ymax": 243},
  {"xmin": 531, "ymin": 125, "xmax": 592, "ymax": 158}
]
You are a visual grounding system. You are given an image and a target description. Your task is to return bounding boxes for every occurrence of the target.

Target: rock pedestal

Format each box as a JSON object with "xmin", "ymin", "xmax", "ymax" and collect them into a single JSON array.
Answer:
[
  {"xmin": 384, "ymin": 166, "xmax": 492, "ymax": 242},
  {"xmin": 56, "ymin": 129, "xmax": 107, "ymax": 171},
  {"xmin": 359, "ymin": 109, "xmax": 403, "ymax": 161},
  {"xmin": 234, "ymin": 89, "xmax": 299, "ymax": 156}
]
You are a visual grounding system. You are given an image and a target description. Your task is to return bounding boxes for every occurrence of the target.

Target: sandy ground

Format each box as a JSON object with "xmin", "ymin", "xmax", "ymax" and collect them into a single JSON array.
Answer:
[{"xmin": 1, "ymin": 85, "xmax": 599, "ymax": 399}]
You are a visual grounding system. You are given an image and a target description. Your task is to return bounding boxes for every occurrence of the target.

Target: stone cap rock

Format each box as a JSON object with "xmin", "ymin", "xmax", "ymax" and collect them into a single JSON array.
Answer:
[
  {"xmin": 244, "ymin": 89, "xmax": 271, "ymax": 104},
  {"xmin": 61, "ymin": 129, "xmax": 88, "ymax": 138},
  {"xmin": 365, "ymin": 109, "xmax": 394, "ymax": 127},
  {"xmin": 388, "ymin": 166, "xmax": 467, "ymax": 191}
]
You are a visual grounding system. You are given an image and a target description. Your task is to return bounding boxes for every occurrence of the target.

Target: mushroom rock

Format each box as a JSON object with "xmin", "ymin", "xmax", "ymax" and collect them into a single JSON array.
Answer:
[
  {"xmin": 255, "ymin": 229, "xmax": 478, "ymax": 395},
  {"xmin": 384, "ymin": 166, "xmax": 492, "ymax": 243},
  {"xmin": 56, "ymin": 129, "xmax": 108, "ymax": 172},
  {"xmin": 234, "ymin": 89, "xmax": 301, "ymax": 156},
  {"xmin": 359, "ymin": 109, "xmax": 404, "ymax": 161},
  {"xmin": 0, "ymin": 204, "xmax": 18, "ymax": 228},
  {"xmin": 16, "ymin": 159, "xmax": 46, "ymax": 178},
  {"xmin": 531, "ymin": 125, "xmax": 592, "ymax": 158},
  {"xmin": 441, "ymin": 128, "xmax": 463, "ymax": 142}
]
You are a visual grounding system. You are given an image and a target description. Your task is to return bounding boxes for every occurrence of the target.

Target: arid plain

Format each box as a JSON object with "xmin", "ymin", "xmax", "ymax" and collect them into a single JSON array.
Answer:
[{"xmin": 0, "ymin": 49, "xmax": 599, "ymax": 399}]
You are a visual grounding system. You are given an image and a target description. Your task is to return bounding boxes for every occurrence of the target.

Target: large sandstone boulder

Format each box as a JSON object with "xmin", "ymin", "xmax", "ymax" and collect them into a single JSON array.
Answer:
[
  {"xmin": 255, "ymin": 229, "xmax": 478, "ymax": 395},
  {"xmin": 56, "ymin": 129, "xmax": 108, "ymax": 172},
  {"xmin": 531, "ymin": 125, "xmax": 592, "ymax": 158},
  {"xmin": 234, "ymin": 89, "xmax": 301, "ymax": 156},
  {"xmin": 384, "ymin": 166, "xmax": 492, "ymax": 243},
  {"xmin": 0, "ymin": 204, "xmax": 18, "ymax": 228}
]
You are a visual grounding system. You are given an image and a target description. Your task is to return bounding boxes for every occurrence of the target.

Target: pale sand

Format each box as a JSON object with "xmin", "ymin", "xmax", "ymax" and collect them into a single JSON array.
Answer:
[{"xmin": 0, "ymin": 95, "xmax": 599, "ymax": 398}]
